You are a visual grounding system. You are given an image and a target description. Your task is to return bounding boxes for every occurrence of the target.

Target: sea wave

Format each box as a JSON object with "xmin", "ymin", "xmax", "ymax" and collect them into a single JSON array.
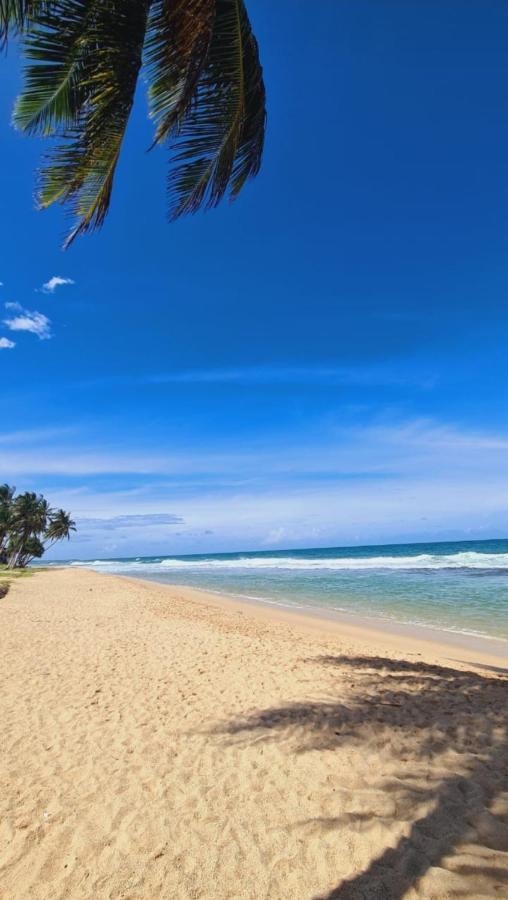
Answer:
[{"xmin": 70, "ymin": 550, "xmax": 508, "ymax": 572}]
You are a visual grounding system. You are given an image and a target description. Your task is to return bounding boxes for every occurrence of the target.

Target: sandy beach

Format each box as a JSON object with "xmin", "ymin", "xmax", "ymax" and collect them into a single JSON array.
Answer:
[{"xmin": 1, "ymin": 568, "xmax": 507, "ymax": 899}]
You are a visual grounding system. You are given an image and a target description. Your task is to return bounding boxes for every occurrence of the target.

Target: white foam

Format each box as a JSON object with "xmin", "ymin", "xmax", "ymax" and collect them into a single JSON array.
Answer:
[
  {"xmin": 75, "ymin": 550, "xmax": 508, "ymax": 572},
  {"xmin": 67, "ymin": 551, "xmax": 508, "ymax": 574}
]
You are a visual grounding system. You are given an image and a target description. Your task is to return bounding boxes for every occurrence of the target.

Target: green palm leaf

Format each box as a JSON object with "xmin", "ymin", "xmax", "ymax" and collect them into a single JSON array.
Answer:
[
  {"xmin": 0, "ymin": 0, "xmax": 27, "ymax": 39},
  {"xmin": 0, "ymin": 1, "xmax": 45, "ymax": 43},
  {"xmin": 165, "ymin": 0, "xmax": 266, "ymax": 219},
  {"xmin": 12, "ymin": 1, "xmax": 91, "ymax": 135},
  {"xmin": 146, "ymin": 0, "xmax": 216, "ymax": 146},
  {"xmin": 11, "ymin": 0, "xmax": 266, "ymax": 245},
  {"xmin": 37, "ymin": 0, "xmax": 151, "ymax": 246}
]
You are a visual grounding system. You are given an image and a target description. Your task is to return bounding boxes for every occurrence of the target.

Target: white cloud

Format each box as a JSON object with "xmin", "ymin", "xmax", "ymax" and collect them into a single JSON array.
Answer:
[
  {"xmin": 2, "ymin": 418, "xmax": 508, "ymax": 478},
  {"xmin": 4, "ymin": 304, "xmax": 51, "ymax": 340},
  {"xmin": 79, "ymin": 513, "xmax": 184, "ymax": 530},
  {"xmin": 6, "ymin": 416, "xmax": 508, "ymax": 556},
  {"xmin": 0, "ymin": 426, "xmax": 78, "ymax": 445},
  {"xmin": 0, "ymin": 337, "xmax": 15, "ymax": 349},
  {"xmin": 42, "ymin": 275, "xmax": 74, "ymax": 294},
  {"xmin": 42, "ymin": 475, "xmax": 508, "ymax": 559}
]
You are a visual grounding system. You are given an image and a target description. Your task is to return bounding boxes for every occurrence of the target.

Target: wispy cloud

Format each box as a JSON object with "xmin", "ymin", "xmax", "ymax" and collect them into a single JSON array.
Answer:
[
  {"xmin": 44, "ymin": 474, "xmax": 508, "ymax": 559},
  {"xmin": 79, "ymin": 363, "xmax": 437, "ymax": 391},
  {"xmin": 2, "ymin": 417, "xmax": 508, "ymax": 479},
  {"xmin": 0, "ymin": 336, "xmax": 15, "ymax": 349},
  {"xmin": 0, "ymin": 426, "xmax": 79, "ymax": 445},
  {"xmin": 4, "ymin": 303, "xmax": 51, "ymax": 340},
  {"xmin": 42, "ymin": 275, "xmax": 74, "ymax": 294},
  {"xmin": 78, "ymin": 513, "xmax": 184, "ymax": 530},
  {"xmin": 5, "ymin": 415, "xmax": 508, "ymax": 557}
]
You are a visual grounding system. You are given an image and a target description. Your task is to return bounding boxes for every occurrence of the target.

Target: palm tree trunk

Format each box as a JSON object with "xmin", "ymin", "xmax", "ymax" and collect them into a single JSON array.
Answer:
[
  {"xmin": 7, "ymin": 529, "xmax": 29, "ymax": 568},
  {"xmin": 7, "ymin": 548, "xmax": 19, "ymax": 569}
]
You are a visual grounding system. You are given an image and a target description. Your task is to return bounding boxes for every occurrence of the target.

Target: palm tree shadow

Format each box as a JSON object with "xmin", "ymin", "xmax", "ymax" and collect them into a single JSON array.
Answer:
[
  {"xmin": 315, "ymin": 740, "xmax": 508, "ymax": 898},
  {"xmin": 219, "ymin": 655, "xmax": 508, "ymax": 898}
]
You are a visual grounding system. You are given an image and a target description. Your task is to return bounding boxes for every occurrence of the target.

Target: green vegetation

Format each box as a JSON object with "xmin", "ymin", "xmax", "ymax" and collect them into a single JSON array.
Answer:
[
  {"xmin": 0, "ymin": 565, "xmax": 36, "ymax": 577},
  {"xmin": 0, "ymin": 485, "xmax": 76, "ymax": 569},
  {"xmin": 0, "ymin": 1, "xmax": 266, "ymax": 247}
]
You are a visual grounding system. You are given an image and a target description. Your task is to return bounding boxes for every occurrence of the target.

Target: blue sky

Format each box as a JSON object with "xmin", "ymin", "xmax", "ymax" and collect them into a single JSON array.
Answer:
[{"xmin": 2, "ymin": 0, "xmax": 508, "ymax": 558}]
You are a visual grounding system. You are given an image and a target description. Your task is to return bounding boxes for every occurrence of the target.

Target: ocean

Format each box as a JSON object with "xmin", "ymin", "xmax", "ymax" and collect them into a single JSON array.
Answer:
[{"xmin": 60, "ymin": 538, "xmax": 508, "ymax": 643}]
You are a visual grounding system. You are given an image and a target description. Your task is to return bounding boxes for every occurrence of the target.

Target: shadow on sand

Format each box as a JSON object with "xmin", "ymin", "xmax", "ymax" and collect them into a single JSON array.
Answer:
[{"xmin": 221, "ymin": 655, "xmax": 508, "ymax": 898}]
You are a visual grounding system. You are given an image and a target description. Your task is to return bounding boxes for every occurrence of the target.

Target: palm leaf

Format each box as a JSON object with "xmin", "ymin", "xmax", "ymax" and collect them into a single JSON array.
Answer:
[
  {"xmin": 0, "ymin": 0, "xmax": 27, "ymax": 37},
  {"xmin": 0, "ymin": 0, "xmax": 45, "ymax": 44},
  {"xmin": 12, "ymin": 1, "xmax": 91, "ymax": 135},
  {"xmin": 145, "ymin": 0, "xmax": 215, "ymax": 146},
  {"xmin": 228, "ymin": 2, "xmax": 265, "ymax": 198},
  {"xmin": 11, "ymin": 0, "xmax": 266, "ymax": 244},
  {"xmin": 36, "ymin": 0, "xmax": 151, "ymax": 246},
  {"xmin": 165, "ymin": 0, "xmax": 266, "ymax": 219}
]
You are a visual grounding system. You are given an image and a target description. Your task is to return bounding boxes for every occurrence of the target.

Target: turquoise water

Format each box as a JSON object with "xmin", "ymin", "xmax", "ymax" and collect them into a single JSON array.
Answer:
[{"xmin": 63, "ymin": 538, "xmax": 508, "ymax": 642}]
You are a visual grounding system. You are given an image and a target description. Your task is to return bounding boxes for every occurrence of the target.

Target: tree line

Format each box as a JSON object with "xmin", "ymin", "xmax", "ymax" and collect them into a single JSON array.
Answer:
[{"xmin": 0, "ymin": 485, "xmax": 76, "ymax": 568}]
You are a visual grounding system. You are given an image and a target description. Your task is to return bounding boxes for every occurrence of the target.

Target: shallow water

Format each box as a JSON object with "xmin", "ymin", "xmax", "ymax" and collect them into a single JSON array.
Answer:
[{"xmin": 52, "ymin": 538, "xmax": 508, "ymax": 642}]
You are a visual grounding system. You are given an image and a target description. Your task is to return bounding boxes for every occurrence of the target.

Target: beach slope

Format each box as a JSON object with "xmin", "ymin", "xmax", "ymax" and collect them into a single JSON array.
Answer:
[{"xmin": 1, "ymin": 568, "xmax": 507, "ymax": 899}]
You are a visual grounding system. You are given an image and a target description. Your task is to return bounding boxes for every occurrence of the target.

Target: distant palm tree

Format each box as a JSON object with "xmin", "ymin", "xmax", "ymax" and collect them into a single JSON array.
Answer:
[
  {"xmin": 15, "ymin": 535, "xmax": 45, "ymax": 568},
  {"xmin": 4, "ymin": 490, "xmax": 76, "ymax": 568},
  {"xmin": 0, "ymin": 0, "xmax": 266, "ymax": 247},
  {"xmin": 7, "ymin": 491, "xmax": 50, "ymax": 567},
  {"xmin": 45, "ymin": 509, "xmax": 77, "ymax": 549}
]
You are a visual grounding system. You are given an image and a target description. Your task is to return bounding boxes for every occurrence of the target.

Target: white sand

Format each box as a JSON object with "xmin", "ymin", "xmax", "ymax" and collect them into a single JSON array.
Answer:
[{"xmin": 1, "ymin": 568, "xmax": 507, "ymax": 899}]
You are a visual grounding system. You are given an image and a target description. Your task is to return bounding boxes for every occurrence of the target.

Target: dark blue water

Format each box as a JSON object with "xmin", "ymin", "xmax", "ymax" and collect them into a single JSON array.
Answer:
[{"xmin": 62, "ymin": 538, "xmax": 508, "ymax": 641}]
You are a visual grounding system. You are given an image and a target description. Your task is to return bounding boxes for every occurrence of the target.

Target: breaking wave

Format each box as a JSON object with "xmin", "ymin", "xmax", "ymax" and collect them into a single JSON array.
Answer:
[{"xmin": 69, "ymin": 550, "xmax": 508, "ymax": 573}]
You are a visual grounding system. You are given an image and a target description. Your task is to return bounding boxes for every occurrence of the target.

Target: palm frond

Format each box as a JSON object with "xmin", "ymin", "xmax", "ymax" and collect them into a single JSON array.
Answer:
[
  {"xmin": 36, "ymin": 0, "xmax": 150, "ymax": 246},
  {"xmin": 166, "ymin": 0, "xmax": 266, "ymax": 219},
  {"xmin": 0, "ymin": 0, "xmax": 26, "ymax": 35},
  {"xmin": 0, "ymin": 0, "xmax": 45, "ymax": 45},
  {"xmin": 10, "ymin": 0, "xmax": 266, "ymax": 244},
  {"xmin": 228, "ymin": 2, "xmax": 265, "ymax": 198},
  {"xmin": 12, "ymin": 1, "xmax": 91, "ymax": 135},
  {"xmin": 145, "ymin": 0, "xmax": 215, "ymax": 146}
]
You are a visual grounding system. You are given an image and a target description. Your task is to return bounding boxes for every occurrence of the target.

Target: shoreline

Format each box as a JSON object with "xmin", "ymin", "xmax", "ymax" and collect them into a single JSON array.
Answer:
[{"xmin": 86, "ymin": 568, "xmax": 508, "ymax": 670}]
